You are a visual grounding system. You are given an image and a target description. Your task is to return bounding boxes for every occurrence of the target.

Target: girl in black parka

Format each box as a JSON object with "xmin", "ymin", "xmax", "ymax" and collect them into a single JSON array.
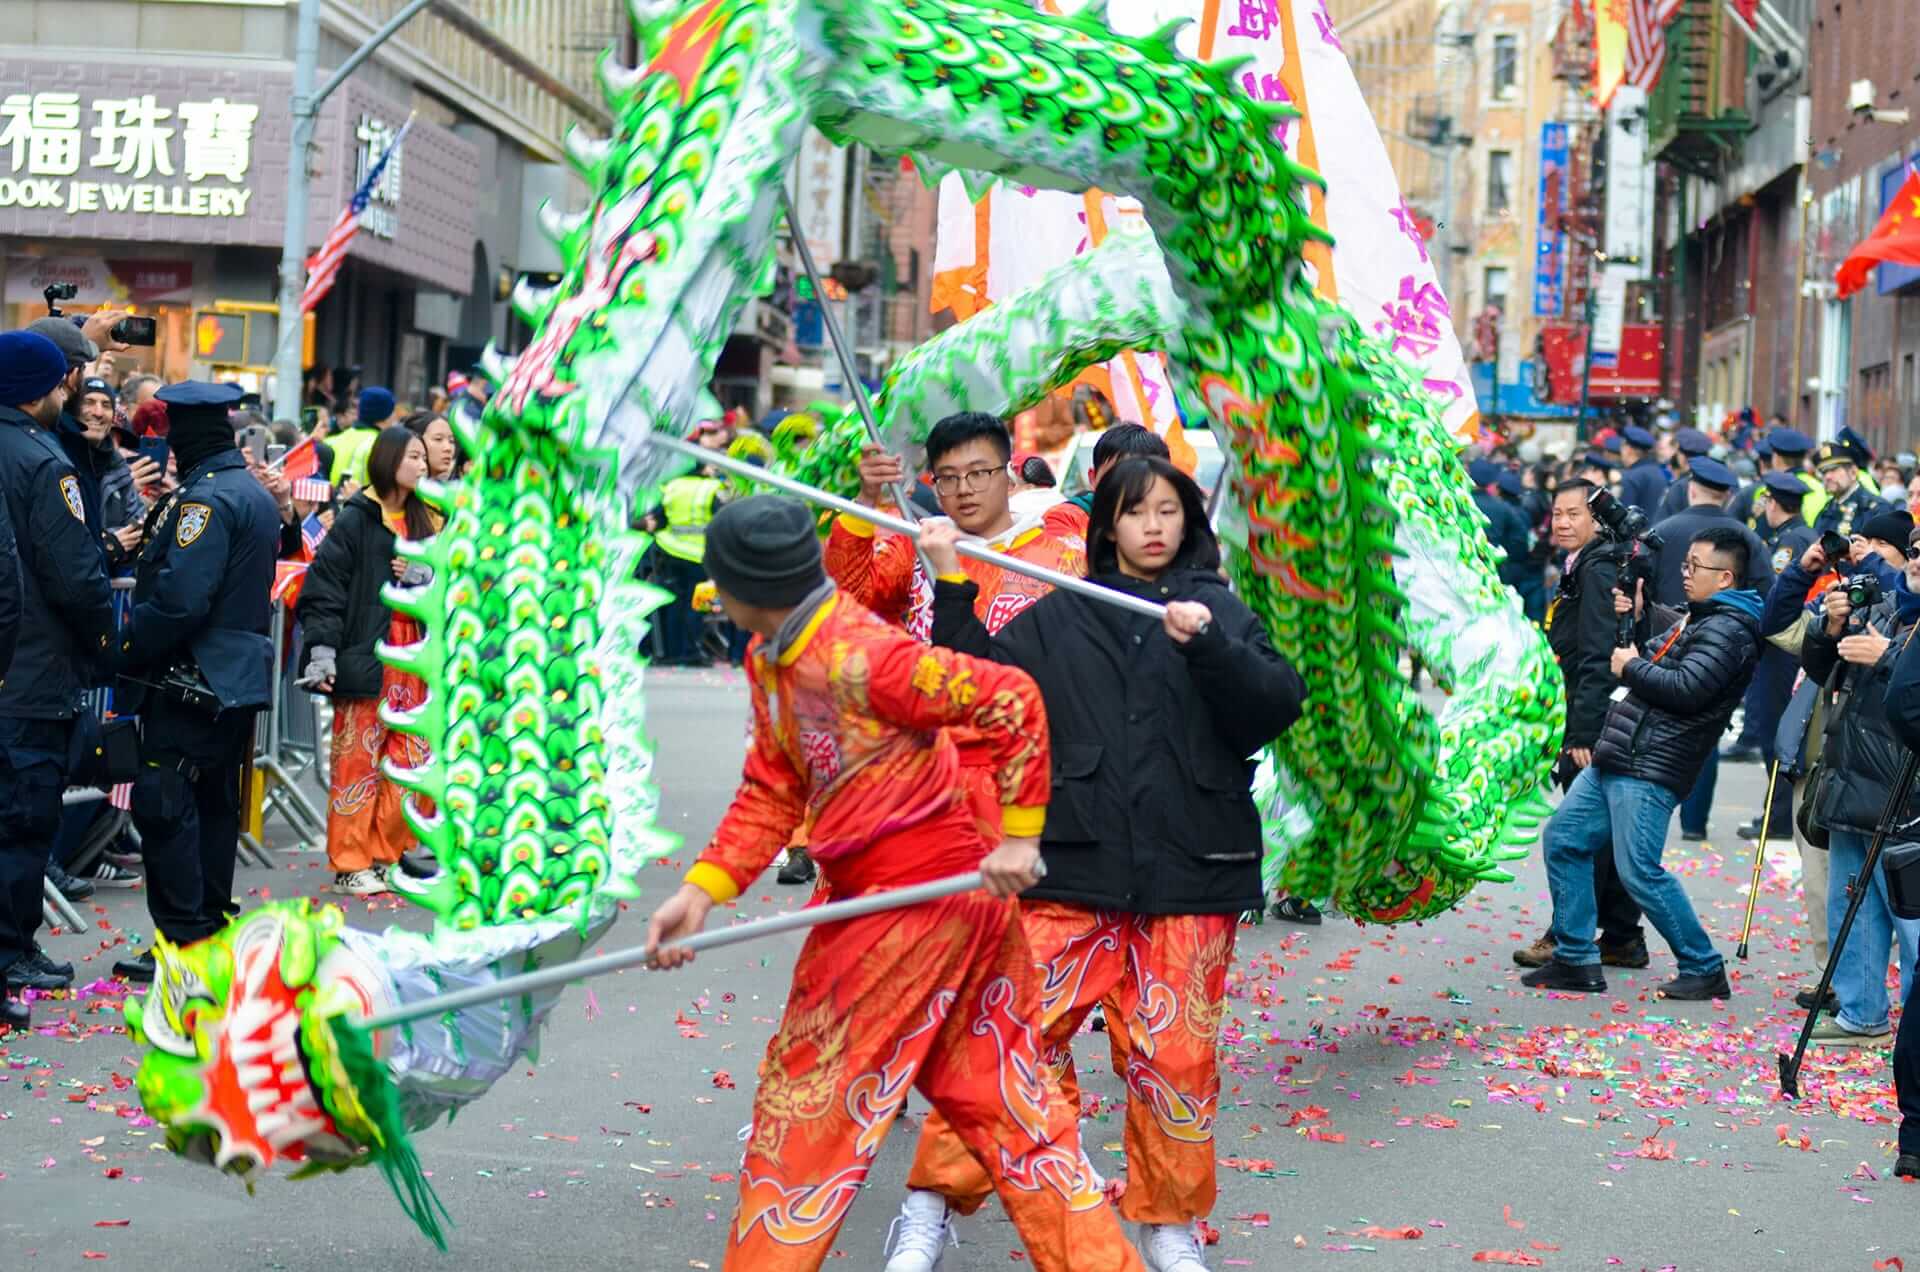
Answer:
[{"xmin": 896, "ymin": 456, "xmax": 1305, "ymax": 1269}]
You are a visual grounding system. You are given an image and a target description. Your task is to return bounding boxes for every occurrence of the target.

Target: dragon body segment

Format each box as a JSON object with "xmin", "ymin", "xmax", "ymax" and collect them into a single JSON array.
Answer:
[{"xmin": 125, "ymin": 0, "xmax": 1559, "ymax": 1212}]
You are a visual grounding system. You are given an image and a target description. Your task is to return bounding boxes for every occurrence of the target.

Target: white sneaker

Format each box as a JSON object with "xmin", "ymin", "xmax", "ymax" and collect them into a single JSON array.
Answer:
[
  {"xmin": 332, "ymin": 869, "xmax": 389, "ymax": 896},
  {"xmin": 1139, "ymin": 1221, "xmax": 1209, "ymax": 1271},
  {"xmin": 883, "ymin": 1189, "xmax": 957, "ymax": 1271},
  {"xmin": 89, "ymin": 861, "xmax": 143, "ymax": 888}
]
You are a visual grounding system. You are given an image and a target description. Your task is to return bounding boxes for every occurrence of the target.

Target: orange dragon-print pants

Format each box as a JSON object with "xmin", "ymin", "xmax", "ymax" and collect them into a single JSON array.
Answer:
[
  {"xmin": 324, "ymin": 614, "xmax": 435, "ymax": 874},
  {"xmin": 724, "ymin": 889, "xmax": 1144, "ymax": 1272},
  {"xmin": 907, "ymin": 901, "xmax": 1237, "ymax": 1226}
]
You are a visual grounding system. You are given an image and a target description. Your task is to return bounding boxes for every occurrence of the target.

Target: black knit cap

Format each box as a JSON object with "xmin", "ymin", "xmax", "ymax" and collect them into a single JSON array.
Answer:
[{"xmin": 702, "ymin": 494, "xmax": 826, "ymax": 607}]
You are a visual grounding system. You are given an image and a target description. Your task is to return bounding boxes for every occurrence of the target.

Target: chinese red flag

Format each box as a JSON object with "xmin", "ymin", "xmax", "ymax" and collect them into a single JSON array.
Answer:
[
  {"xmin": 1837, "ymin": 170, "xmax": 1920, "ymax": 298},
  {"xmin": 1731, "ymin": 0, "xmax": 1758, "ymax": 23}
]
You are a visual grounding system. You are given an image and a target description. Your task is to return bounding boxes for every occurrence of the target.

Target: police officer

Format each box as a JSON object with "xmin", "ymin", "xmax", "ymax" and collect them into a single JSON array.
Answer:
[
  {"xmin": 1615, "ymin": 424, "xmax": 1669, "ymax": 519},
  {"xmin": 1731, "ymin": 427, "xmax": 1824, "ymax": 528},
  {"xmin": 1653, "ymin": 428, "xmax": 1714, "ymax": 521},
  {"xmin": 650, "ymin": 465, "xmax": 727, "ymax": 666},
  {"xmin": 110, "ymin": 382, "xmax": 280, "ymax": 982},
  {"xmin": 1466, "ymin": 459, "xmax": 1531, "ymax": 610},
  {"xmin": 0, "ymin": 331, "xmax": 114, "ymax": 1028},
  {"xmin": 1812, "ymin": 439, "xmax": 1892, "ymax": 538},
  {"xmin": 1647, "ymin": 457, "xmax": 1774, "ymax": 607}
]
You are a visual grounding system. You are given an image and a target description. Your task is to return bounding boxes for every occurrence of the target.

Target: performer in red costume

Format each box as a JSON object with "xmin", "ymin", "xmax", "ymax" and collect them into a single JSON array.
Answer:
[{"xmin": 645, "ymin": 495, "xmax": 1145, "ymax": 1272}]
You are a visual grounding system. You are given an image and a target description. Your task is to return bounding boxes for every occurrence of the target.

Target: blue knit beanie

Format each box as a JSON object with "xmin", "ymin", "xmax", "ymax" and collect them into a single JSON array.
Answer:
[{"xmin": 0, "ymin": 331, "xmax": 70, "ymax": 406}]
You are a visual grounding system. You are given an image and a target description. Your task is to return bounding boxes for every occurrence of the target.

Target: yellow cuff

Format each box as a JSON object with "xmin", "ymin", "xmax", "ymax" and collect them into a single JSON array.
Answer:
[
  {"xmin": 834, "ymin": 511, "xmax": 876, "ymax": 538},
  {"xmin": 684, "ymin": 861, "xmax": 741, "ymax": 904},
  {"xmin": 935, "ymin": 572, "xmax": 968, "ymax": 585},
  {"xmin": 1001, "ymin": 805, "xmax": 1046, "ymax": 838}
]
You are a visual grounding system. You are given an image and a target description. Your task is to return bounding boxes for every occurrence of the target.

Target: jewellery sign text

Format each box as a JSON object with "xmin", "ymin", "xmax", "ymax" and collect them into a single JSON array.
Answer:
[{"xmin": 0, "ymin": 92, "xmax": 258, "ymax": 218}]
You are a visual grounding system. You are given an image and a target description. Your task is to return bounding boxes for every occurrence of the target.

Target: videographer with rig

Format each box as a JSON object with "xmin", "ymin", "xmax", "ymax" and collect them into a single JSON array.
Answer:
[
  {"xmin": 108, "ymin": 382, "xmax": 281, "ymax": 983},
  {"xmin": 1513, "ymin": 478, "xmax": 1652, "ymax": 973},
  {"xmin": 1794, "ymin": 511, "xmax": 1920, "ymax": 1049},
  {"xmin": 1526, "ymin": 522, "xmax": 1762, "ymax": 1001}
]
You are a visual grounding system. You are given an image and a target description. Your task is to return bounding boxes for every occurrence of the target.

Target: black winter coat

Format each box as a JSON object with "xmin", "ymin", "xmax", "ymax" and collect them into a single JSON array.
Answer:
[
  {"xmin": 0, "ymin": 404, "xmax": 114, "ymax": 717},
  {"xmin": 1805, "ymin": 594, "xmax": 1920, "ymax": 836},
  {"xmin": 1471, "ymin": 489, "xmax": 1532, "ymax": 590},
  {"xmin": 931, "ymin": 561, "xmax": 1306, "ymax": 915},
  {"xmin": 1617, "ymin": 456, "xmax": 1671, "ymax": 519},
  {"xmin": 1546, "ymin": 545, "xmax": 1623, "ymax": 750},
  {"xmin": 1593, "ymin": 593, "xmax": 1761, "ymax": 796},
  {"xmin": 1646, "ymin": 503, "xmax": 1773, "ymax": 607},
  {"xmin": 296, "ymin": 493, "xmax": 396, "ymax": 699}
]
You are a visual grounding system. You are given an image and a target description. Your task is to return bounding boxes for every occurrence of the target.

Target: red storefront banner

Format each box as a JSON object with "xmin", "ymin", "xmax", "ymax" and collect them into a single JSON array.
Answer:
[{"xmin": 1539, "ymin": 321, "xmax": 1664, "ymax": 401}]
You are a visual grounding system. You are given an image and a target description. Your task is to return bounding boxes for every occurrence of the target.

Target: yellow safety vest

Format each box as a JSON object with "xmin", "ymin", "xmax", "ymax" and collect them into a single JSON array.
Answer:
[
  {"xmin": 656, "ymin": 475, "xmax": 723, "ymax": 563},
  {"xmin": 328, "ymin": 426, "xmax": 379, "ymax": 488}
]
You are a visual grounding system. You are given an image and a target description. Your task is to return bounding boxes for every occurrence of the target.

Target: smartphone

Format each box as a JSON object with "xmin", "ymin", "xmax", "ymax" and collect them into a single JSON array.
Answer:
[
  {"xmin": 137, "ymin": 436, "xmax": 170, "ymax": 474},
  {"xmin": 110, "ymin": 315, "xmax": 158, "ymax": 346},
  {"xmin": 1820, "ymin": 530, "xmax": 1851, "ymax": 563},
  {"xmin": 266, "ymin": 443, "xmax": 288, "ymax": 464},
  {"xmin": 240, "ymin": 424, "xmax": 269, "ymax": 464}
]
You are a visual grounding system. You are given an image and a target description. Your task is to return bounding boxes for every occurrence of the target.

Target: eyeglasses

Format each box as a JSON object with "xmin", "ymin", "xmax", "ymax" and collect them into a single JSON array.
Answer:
[
  {"xmin": 1680, "ymin": 557, "xmax": 1733, "ymax": 577},
  {"xmin": 931, "ymin": 466, "xmax": 1006, "ymax": 496}
]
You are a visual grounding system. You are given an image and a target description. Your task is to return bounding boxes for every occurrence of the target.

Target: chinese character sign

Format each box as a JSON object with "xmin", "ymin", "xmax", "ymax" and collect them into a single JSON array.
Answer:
[{"xmin": 0, "ymin": 89, "xmax": 255, "ymax": 218}]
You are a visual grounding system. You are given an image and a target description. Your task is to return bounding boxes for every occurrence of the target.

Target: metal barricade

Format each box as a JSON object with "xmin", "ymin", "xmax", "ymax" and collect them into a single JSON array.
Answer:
[
  {"xmin": 45, "ymin": 581, "xmax": 134, "ymax": 933},
  {"xmin": 252, "ymin": 598, "xmax": 328, "ymax": 851}
]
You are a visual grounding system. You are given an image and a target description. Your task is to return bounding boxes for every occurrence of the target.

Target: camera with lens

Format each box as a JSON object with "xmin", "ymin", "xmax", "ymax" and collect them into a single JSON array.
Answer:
[
  {"xmin": 1846, "ymin": 572, "xmax": 1884, "ymax": 615},
  {"xmin": 43, "ymin": 282, "xmax": 77, "ymax": 316},
  {"xmin": 1587, "ymin": 485, "xmax": 1664, "ymax": 647},
  {"xmin": 1586, "ymin": 485, "xmax": 1652, "ymax": 544}
]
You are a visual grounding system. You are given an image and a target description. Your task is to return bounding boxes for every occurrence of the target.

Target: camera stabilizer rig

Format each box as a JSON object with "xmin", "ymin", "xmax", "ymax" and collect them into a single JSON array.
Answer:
[{"xmin": 1586, "ymin": 486, "xmax": 1663, "ymax": 646}]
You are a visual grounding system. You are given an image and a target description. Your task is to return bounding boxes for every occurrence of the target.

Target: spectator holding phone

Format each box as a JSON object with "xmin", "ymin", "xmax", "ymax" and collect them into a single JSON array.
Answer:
[{"xmin": 73, "ymin": 378, "xmax": 148, "ymax": 566}]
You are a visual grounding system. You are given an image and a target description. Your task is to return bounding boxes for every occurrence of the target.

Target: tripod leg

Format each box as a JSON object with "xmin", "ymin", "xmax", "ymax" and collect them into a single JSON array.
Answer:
[{"xmin": 1736, "ymin": 761, "xmax": 1782, "ymax": 959}]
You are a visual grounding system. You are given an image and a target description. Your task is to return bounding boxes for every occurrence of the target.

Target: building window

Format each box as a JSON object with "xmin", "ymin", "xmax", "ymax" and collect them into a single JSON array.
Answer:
[
  {"xmin": 1486, "ymin": 150, "xmax": 1515, "ymax": 217},
  {"xmin": 1492, "ymin": 34, "xmax": 1519, "ymax": 100},
  {"xmin": 1484, "ymin": 266, "xmax": 1511, "ymax": 315}
]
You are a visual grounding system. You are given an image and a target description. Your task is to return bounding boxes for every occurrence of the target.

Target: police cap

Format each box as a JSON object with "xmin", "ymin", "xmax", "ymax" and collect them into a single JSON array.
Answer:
[
  {"xmin": 154, "ymin": 381, "xmax": 246, "ymax": 410},
  {"xmin": 1621, "ymin": 424, "xmax": 1657, "ymax": 449},
  {"xmin": 1673, "ymin": 427, "xmax": 1712, "ymax": 457},
  {"xmin": 1688, "ymin": 456, "xmax": 1736, "ymax": 491},
  {"xmin": 1466, "ymin": 458, "xmax": 1502, "ymax": 487},
  {"xmin": 1761, "ymin": 471, "xmax": 1806, "ymax": 503},
  {"xmin": 1767, "ymin": 428, "xmax": 1813, "ymax": 456}
]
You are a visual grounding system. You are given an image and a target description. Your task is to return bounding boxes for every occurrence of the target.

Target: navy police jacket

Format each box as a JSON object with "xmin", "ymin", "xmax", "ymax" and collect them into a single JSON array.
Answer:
[
  {"xmin": 0, "ymin": 404, "xmax": 113, "ymax": 718},
  {"xmin": 118, "ymin": 449, "xmax": 281, "ymax": 712}
]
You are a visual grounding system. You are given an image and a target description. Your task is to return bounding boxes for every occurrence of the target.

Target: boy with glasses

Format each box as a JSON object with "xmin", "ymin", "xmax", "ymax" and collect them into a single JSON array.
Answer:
[{"xmin": 1528, "ymin": 525, "xmax": 1763, "ymax": 1001}]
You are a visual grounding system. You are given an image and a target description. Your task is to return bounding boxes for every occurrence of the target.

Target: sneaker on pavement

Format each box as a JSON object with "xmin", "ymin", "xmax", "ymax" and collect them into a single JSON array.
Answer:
[
  {"xmin": 1519, "ymin": 959, "xmax": 1607, "ymax": 993},
  {"xmin": 1138, "ymin": 1221, "xmax": 1209, "ymax": 1272},
  {"xmin": 332, "ymin": 869, "xmax": 389, "ymax": 896},
  {"xmin": 1, "ymin": 994, "xmax": 27, "ymax": 1030},
  {"xmin": 883, "ymin": 1190, "xmax": 956, "ymax": 1272},
  {"xmin": 1269, "ymin": 895, "xmax": 1322, "ymax": 925},
  {"xmin": 5, "ymin": 956, "xmax": 71, "ymax": 992},
  {"xmin": 1795, "ymin": 985, "xmax": 1838, "ymax": 1012},
  {"xmin": 89, "ymin": 860, "xmax": 143, "ymax": 889},
  {"xmin": 1512, "ymin": 934, "xmax": 1556, "ymax": 968},
  {"xmin": 1657, "ymin": 968, "xmax": 1731, "ymax": 1001},
  {"xmin": 1809, "ymin": 1017, "xmax": 1893, "ymax": 1048},
  {"xmin": 1599, "ymin": 936, "xmax": 1651, "ymax": 969},
  {"xmin": 46, "ymin": 862, "xmax": 95, "ymax": 901},
  {"xmin": 27, "ymin": 943, "xmax": 73, "ymax": 982}
]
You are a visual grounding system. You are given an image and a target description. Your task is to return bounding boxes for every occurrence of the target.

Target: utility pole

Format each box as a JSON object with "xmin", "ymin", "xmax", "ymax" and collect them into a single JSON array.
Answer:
[{"xmin": 273, "ymin": 0, "xmax": 323, "ymax": 417}]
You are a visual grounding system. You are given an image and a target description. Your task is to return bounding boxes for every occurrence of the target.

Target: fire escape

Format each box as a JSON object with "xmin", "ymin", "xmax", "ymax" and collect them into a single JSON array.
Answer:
[{"xmin": 1647, "ymin": 0, "xmax": 1754, "ymax": 179}]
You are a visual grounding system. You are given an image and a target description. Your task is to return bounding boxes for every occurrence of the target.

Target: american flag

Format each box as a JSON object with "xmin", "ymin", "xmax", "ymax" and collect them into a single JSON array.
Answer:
[
  {"xmin": 1625, "ymin": 0, "xmax": 1686, "ymax": 92},
  {"xmin": 292, "ymin": 477, "xmax": 332, "ymax": 502},
  {"xmin": 109, "ymin": 782, "xmax": 131, "ymax": 810},
  {"xmin": 301, "ymin": 117, "xmax": 414, "ymax": 313},
  {"xmin": 301, "ymin": 511, "xmax": 327, "ymax": 556}
]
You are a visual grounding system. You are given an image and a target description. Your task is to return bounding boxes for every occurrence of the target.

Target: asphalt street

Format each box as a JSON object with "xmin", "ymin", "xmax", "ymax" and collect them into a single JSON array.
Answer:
[{"xmin": 3, "ymin": 671, "xmax": 1915, "ymax": 1269}]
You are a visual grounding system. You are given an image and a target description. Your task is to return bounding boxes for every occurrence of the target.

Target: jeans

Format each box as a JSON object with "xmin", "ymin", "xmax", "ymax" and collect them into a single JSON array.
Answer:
[
  {"xmin": 1823, "ymin": 829, "xmax": 1920, "ymax": 1034},
  {"xmin": 1678, "ymin": 746, "xmax": 1719, "ymax": 836},
  {"xmin": 1543, "ymin": 768, "xmax": 1724, "ymax": 976}
]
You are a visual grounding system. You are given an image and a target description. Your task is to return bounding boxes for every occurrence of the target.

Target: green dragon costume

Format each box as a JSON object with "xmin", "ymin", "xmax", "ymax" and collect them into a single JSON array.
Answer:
[{"xmin": 124, "ymin": 0, "xmax": 1562, "ymax": 1225}]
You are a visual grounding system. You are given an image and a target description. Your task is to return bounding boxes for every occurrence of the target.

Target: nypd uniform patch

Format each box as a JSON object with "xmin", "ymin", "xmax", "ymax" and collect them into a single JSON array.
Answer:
[
  {"xmin": 59, "ymin": 474, "xmax": 84, "ymax": 521},
  {"xmin": 176, "ymin": 503, "xmax": 213, "ymax": 547},
  {"xmin": 1772, "ymin": 546, "xmax": 1792, "ymax": 574}
]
